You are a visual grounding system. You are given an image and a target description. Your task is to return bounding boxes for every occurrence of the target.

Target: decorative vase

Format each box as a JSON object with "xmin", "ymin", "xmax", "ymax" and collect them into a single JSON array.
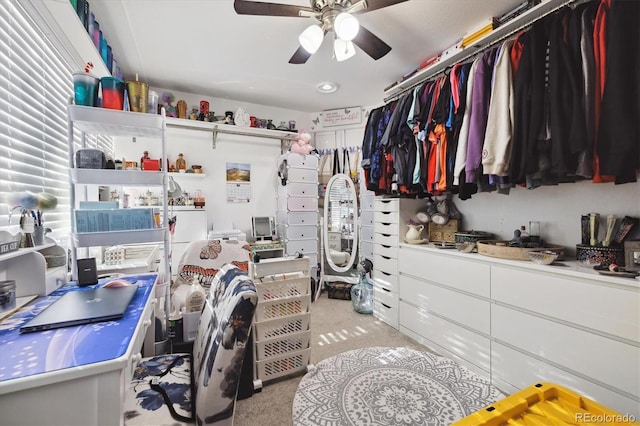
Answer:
[
  {"xmin": 405, "ymin": 224, "xmax": 424, "ymax": 241},
  {"xmin": 351, "ymin": 273, "xmax": 373, "ymax": 314}
]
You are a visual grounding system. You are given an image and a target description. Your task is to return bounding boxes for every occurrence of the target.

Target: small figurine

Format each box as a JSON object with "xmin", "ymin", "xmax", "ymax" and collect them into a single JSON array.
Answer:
[
  {"xmin": 161, "ymin": 92, "xmax": 176, "ymax": 117},
  {"xmin": 510, "ymin": 229, "xmax": 522, "ymax": 247},
  {"xmin": 190, "ymin": 109, "xmax": 198, "ymax": 120},
  {"xmin": 176, "ymin": 153, "xmax": 186, "ymax": 171},
  {"xmin": 176, "ymin": 100, "xmax": 187, "ymax": 119}
]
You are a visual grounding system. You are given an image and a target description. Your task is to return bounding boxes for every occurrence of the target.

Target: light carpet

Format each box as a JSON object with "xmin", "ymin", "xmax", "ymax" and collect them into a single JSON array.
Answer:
[{"xmin": 292, "ymin": 346, "xmax": 505, "ymax": 426}]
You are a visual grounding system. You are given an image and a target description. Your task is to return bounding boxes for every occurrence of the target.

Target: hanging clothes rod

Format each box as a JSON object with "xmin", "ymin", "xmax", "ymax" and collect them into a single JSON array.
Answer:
[
  {"xmin": 383, "ymin": 0, "xmax": 582, "ymax": 103},
  {"xmin": 166, "ymin": 121, "xmax": 298, "ymax": 149}
]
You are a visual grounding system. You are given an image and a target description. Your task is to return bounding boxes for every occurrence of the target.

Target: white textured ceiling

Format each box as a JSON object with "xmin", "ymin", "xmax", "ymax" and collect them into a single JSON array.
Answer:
[{"xmin": 88, "ymin": 0, "xmax": 523, "ymax": 112}]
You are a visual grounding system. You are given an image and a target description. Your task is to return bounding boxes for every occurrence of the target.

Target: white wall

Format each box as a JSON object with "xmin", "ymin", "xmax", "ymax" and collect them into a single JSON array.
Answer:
[{"xmin": 414, "ymin": 180, "xmax": 640, "ymax": 255}]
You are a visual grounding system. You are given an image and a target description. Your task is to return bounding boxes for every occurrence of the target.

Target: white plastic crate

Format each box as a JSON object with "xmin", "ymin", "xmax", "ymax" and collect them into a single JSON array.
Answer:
[
  {"xmin": 255, "ymin": 330, "xmax": 311, "ymax": 361},
  {"xmin": 255, "ymin": 347, "xmax": 310, "ymax": 382},
  {"xmin": 254, "ymin": 294, "xmax": 310, "ymax": 322},
  {"xmin": 253, "ymin": 312, "xmax": 310, "ymax": 341},
  {"xmin": 256, "ymin": 276, "xmax": 309, "ymax": 300}
]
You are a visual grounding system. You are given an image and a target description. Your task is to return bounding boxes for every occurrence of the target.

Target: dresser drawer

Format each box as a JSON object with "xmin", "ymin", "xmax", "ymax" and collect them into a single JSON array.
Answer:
[
  {"xmin": 399, "ymin": 248, "xmax": 490, "ymax": 298},
  {"xmin": 360, "ymin": 241, "xmax": 374, "ymax": 260},
  {"xmin": 374, "ymin": 198, "xmax": 398, "ymax": 213},
  {"xmin": 399, "ymin": 301, "xmax": 491, "ymax": 373},
  {"xmin": 279, "ymin": 196, "xmax": 318, "ymax": 212},
  {"xmin": 399, "ymin": 275, "xmax": 490, "ymax": 334},
  {"xmin": 284, "ymin": 239, "xmax": 317, "ymax": 255},
  {"xmin": 374, "ymin": 243, "xmax": 398, "ymax": 259},
  {"xmin": 360, "ymin": 195, "xmax": 375, "ymax": 211},
  {"xmin": 360, "ymin": 224, "xmax": 374, "ymax": 243},
  {"xmin": 374, "ymin": 253, "xmax": 397, "ymax": 275},
  {"xmin": 491, "ymin": 266, "xmax": 639, "ymax": 341},
  {"xmin": 373, "ymin": 221, "xmax": 398, "ymax": 236},
  {"xmin": 361, "ymin": 214, "xmax": 375, "ymax": 227},
  {"xmin": 374, "ymin": 286, "xmax": 397, "ymax": 309},
  {"xmin": 373, "ymin": 232, "xmax": 398, "ymax": 246},
  {"xmin": 373, "ymin": 270, "xmax": 398, "ymax": 292},
  {"xmin": 277, "ymin": 211, "xmax": 317, "ymax": 226},
  {"xmin": 286, "ymin": 167, "xmax": 317, "ymax": 183},
  {"xmin": 286, "ymin": 153, "xmax": 318, "ymax": 169},
  {"xmin": 374, "ymin": 210, "xmax": 398, "ymax": 225},
  {"xmin": 279, "ymin": 225, "xmax": 317, "ymax": 240},
  {"xmin": 373, "ymin": 300, "xmax": 398, "ymax": 329},
  {"xmin": 278, "ymin": 182, "xmax": 318, "ymax": 197}
]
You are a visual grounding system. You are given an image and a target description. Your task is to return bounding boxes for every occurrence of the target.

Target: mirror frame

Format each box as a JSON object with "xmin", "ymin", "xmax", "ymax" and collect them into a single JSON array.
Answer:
[{"xmin": 323, "ymin": 173, "xmax": 358, "ymax": 273}]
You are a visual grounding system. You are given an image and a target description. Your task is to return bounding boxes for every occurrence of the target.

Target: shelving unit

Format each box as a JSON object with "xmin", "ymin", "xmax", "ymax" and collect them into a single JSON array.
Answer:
[
  {"xmin": 67, "ymin": 103, "xmax": 170, "ymax": 356},
  {"xmin": 249, "ymin": 257, "xmax": 313, "ymax": 391}
]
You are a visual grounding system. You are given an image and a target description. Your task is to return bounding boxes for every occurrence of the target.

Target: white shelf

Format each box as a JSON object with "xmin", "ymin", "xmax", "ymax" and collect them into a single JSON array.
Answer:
[
  {"xmin": 72, "ymin": 228, "xmax": 166, "ymax": 247},
  {"xmin": 68, "ymin": 105, "xmax": 164, "ymax": 137},
  {"xmin": 71, "ymin": 168, "xmax": 165, "ymax": 185},
  {"xmin": 171, "ymin": 172, "xmax": 207, "ymax": 178},
  {"xmin": 0, "ymin": 242, "xmax": 56, "ymax": 262}
]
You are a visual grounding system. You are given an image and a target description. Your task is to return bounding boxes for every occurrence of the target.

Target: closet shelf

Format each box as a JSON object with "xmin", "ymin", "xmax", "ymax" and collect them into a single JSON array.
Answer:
[
  {"xmin": 383, "ymin": 0, "xmax": 575, "ymax": 101},
  {"xmin": 72, "ymin": 169, "xmax": 165, "ymax": 185}
]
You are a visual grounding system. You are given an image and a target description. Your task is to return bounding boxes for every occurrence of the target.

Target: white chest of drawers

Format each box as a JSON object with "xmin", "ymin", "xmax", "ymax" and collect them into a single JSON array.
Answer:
[
  {"xmin": 397, "ymin": 245, "xmax": 640, "ymax": 417},
  {"xmin": 277, "ymin": 153, "xmax": 319, "ymax": 273}
]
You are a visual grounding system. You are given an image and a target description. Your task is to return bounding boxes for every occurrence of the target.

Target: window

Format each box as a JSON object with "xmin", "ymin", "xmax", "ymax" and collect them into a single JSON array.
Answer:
[{"xmin": 0, "ymin": 1, "xmax": 112, "ymax": 241}]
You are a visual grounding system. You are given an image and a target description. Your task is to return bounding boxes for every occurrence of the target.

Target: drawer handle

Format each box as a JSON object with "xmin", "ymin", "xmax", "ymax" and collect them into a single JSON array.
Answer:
[
  {"xmin": 380, "ymin": 271, "xmax": 391, "ymax": 276},
  {"xmin": 381, "ymin": 233, "xmax": 391, "ymax": 237},
  {"xmin": 382, "ymin": 244, "xmax": 391, "ymax": 248},
  {"xmin": 382, "ymin": 255, "xmax": 391, "ymax": 260},
  {"xmin": 381, "ymin": 302, "xmax": 391, "ymax": 309},
  {"xmin": 381, "ymin": 223, "xmax": 392, "ymax": 226}
]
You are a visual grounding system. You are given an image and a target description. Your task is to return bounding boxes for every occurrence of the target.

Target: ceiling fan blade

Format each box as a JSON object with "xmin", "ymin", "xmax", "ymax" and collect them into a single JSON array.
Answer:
[
  {"xmin": 289, "ymin": 45, "xmax": 313, "ymax": 64},
  {"xmin": 234, "ymin": 0, "xmax": 314, "ymax": 17},
  {"xmin": 353, "ymin": 0, "xmax": 410, "ymax": 14},
  {"xmin": 352, "ymin": 25, "xmax": 391, "ymax": 60}
]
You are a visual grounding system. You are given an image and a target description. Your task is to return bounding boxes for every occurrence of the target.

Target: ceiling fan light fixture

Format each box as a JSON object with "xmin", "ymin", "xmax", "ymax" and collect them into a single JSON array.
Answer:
[
  {"xmin": 299, "ymin": 24, "xmax": 324, "ymax": 54},
  {"xmin": 334, "ymin": 38, "xmax": 356, "ymax": 62},
  {"xmin": 334, "ymin": 12, "xmax": 359, "ymax": 41}
]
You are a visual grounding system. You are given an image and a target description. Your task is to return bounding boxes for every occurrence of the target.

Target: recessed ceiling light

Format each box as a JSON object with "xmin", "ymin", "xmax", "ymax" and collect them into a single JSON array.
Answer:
[{"xmin": 316, "ymin": 81, "xmax": 339, "ymax": 94}]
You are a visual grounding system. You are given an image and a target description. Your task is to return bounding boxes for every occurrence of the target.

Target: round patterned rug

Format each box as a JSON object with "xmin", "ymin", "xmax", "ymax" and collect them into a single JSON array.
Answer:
[{"xmin": 292, "ymin": 347, "xmax": 505, "ymax": 426}]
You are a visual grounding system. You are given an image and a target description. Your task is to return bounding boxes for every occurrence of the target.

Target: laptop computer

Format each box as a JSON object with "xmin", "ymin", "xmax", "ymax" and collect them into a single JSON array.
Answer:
[{"xmin": 19, "ymin": 284, "xmax": 139, "ymax": 334}]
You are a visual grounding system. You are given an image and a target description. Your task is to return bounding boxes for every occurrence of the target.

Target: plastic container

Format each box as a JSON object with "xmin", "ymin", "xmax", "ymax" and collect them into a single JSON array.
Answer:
[
  {"xmin": 148, "ymin": 90, "xmax": 158, "ymax": 114},
  {"xmin": 126, "ymin": 75, "xmax": 148, "ymax": 113},
  {"xmin": 0, "ymin": 280, "xmax": 16, "ymax": 313},
  {"xmin": 72, "ymin": 72, "xmax": 99, "ymax": 106},
  {"xmin": 452, "ymin": 382, "xmax": 638, "ymax": 425},
  {"xmin": 100, "ymin": 76, "xmax": 125, "ymax": 110}
]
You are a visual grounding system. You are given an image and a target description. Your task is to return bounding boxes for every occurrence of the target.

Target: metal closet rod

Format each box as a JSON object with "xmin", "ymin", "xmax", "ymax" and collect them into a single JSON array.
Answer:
[{"xmin": 383, "ymin": 0, "xmax": 587, "ymax": 103}]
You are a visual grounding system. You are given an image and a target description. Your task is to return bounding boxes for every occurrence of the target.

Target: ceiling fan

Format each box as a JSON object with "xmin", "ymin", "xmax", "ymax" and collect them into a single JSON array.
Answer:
[{"xmin": 234, "ymin": 0, "xmax": 409, "ymax": 64}]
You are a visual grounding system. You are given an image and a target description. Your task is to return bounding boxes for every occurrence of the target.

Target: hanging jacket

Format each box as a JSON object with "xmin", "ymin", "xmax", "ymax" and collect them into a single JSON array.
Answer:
[
  {"xmin": 361, "ymin": 106, "xmax": 383, "ymax": 170},
  {"xmin": 597, "ymin": 0, "xmax": 640, "ymax": 184},
  {"xmin": 465, "ymin": 46, "xmax": 499, "ymax": 185}
]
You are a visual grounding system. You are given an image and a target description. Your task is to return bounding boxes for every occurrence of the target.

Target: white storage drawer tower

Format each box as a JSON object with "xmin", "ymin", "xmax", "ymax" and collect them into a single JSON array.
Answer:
[
  {"xmin": 249, "ymin": 256, "xmax": 313, "ymax": 390},
  {"xmin": 277, "ymin": 152, "xmax": 319, "ymax": 275},
  {"xmin": 358, "ymin": 168, "xmax": 375, "ymax": 262}
]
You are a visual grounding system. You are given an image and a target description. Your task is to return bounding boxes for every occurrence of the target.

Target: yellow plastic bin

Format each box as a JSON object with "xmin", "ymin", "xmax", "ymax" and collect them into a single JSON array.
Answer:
[{"xmin": 452, "ymin": 382, "xmax": 639, "ymax": 425}]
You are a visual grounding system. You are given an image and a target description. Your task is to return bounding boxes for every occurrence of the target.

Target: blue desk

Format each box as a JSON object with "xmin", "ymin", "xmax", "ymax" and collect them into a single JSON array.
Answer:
[{"xmin": 0, "ymin": 273, "xmax": 158, "ymax": 425}]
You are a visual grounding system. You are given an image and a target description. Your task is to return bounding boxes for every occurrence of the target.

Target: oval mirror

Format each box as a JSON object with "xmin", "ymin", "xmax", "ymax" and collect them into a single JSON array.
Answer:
[{"xmin": 323, "ymin": 173, "xmax": 358, "ymax": 273}]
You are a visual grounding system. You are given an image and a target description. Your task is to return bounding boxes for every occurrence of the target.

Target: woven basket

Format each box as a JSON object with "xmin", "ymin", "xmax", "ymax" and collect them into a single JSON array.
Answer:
[{"xmin": 477, "ymin": 240, "xmax": 564, "ymax": 261}]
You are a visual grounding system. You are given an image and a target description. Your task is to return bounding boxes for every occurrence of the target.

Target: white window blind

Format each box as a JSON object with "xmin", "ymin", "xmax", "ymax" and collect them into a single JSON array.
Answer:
[{"xmin": 0, "ymin": 1, "xmax": 113, "ymax": 238}]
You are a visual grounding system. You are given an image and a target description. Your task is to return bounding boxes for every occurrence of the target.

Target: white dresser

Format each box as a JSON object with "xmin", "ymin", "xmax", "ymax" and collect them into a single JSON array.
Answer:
[
  {"xmin": 398, "ymin": 245, "xmax": 640, "ymax": 417},
  {"xmin": 372, "ymin": 198, "xmax": 400, "ymax": 328},
  {"xmin": 277, "ymin": 153, "xmax": 319, "ymax": 275},
  {"xmin": 358, "ymin": 168, "xmax": 375, "ymax": 262}
]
